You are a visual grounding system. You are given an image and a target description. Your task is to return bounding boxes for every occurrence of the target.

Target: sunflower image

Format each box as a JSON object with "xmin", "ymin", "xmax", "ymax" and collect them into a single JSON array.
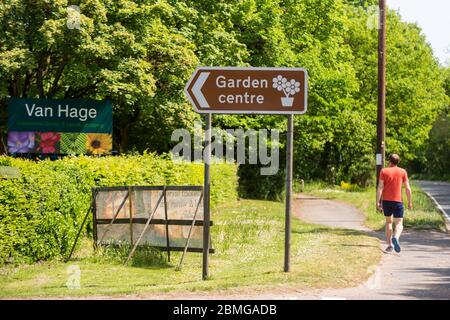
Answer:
[{"xmin": 86, "ymin": 134, "xmax": 112, "ymax": 155}]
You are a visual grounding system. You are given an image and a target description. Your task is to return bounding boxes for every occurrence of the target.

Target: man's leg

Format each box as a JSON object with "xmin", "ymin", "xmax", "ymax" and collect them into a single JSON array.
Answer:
[
  {"xmin": 393, "ymin": 218, "xmax": 404, "ymax": 240},
  {"xmin": 385, "ymin": 216, "xmax": 393, "ymax": 246},
  {"xmin": 391, "ymin": 218, "xmax": 403, "ymax": 253}
]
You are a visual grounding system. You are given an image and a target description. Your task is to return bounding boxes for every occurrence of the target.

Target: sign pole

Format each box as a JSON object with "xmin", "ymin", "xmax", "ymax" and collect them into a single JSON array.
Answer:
[
  {"xmin": 203, "ymin": 113, "xmax": 212, "ymax": 280},
  {"xmin": 284, "ymin": 114, "xmax": 294, "ymax": 272}
]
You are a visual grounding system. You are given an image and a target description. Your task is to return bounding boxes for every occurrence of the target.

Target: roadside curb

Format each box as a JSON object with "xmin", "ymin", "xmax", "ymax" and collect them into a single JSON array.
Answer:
[{"xmin": 422, "ymin": 191, "xmax": 450, "ymax": 233}]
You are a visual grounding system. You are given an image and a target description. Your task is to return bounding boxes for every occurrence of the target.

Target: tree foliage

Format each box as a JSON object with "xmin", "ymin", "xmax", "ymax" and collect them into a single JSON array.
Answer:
[
  {"xmin": 425, "ymin": 68, "xmax": 450, "ymax": 178},
  {"xmin": 0, "ymin": 0, "xmax": 448, "ymax": 186}
]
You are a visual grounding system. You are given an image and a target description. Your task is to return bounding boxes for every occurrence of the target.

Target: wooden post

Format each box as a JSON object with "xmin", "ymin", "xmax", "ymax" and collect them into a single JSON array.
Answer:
[
  {"xmin": 177, "ymin": 192, "xmax": 204, "ymax": 271},
  {"xmin": 92, "ymin": 188, "xmax": 98, "ymax": 250},
  {"xmin": 66, "ymin": 189, "xmax": 97, "ymax": 261},
  {"xmin": 125, "ymin": 190, "xmax": 165, "ymax": 264},
  {"xmin": 164, "ymin": 188, "xmax": 171, "ymax": 262},
  {"xmin": 129, "ymin": 186, "xmax": 133, "ymax": 246},
  {"xmin": 376, "ymin": 0, "xmax": 387, "ymax": 188}
]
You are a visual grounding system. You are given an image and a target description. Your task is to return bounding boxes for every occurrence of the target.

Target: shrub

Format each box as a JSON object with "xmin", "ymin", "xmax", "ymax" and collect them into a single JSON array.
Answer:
[
  {"xmin": 0, "ymin": 153, "xmax": 238, "ymax": 265},
  {"xmin": 237, "ymin": 163, "xmax": 285, "ymax": 200},
  {"xmin": 340, "ymin": 181, "xmax": 360, "ymax": 192}
]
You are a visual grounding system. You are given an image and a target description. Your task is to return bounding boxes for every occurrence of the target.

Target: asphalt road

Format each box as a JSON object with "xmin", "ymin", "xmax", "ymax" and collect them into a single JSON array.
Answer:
[{"xmin": 415, "ymin": 180, "xmax": 450, "ymax": 224}]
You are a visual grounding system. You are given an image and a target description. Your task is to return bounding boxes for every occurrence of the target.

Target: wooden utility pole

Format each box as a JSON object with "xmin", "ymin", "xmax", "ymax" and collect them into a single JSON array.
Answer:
[{"xmin": 376, "ymin": 0, "xmax": 387, "ymax": 187}]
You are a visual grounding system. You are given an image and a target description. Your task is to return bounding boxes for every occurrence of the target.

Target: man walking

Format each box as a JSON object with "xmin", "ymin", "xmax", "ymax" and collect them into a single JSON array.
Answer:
[{"xmin": 376, "ymin": 154, "xmax": 412, "ymax": 253}]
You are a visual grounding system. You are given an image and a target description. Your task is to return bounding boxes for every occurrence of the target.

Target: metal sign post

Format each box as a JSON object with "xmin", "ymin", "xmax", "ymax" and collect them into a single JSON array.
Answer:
[
  {"xmin": 203, "ymin": 113, "xmax": 212, "ymax": 280},
  {"xmin": 284, "ymin": 114, "xmax": 294, "ymax": 272}
]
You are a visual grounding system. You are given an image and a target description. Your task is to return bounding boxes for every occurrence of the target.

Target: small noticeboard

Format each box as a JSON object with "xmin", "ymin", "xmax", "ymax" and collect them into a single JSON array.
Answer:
[{"xmin": 93, "ymin": 186, "xmax": 212, "ymax": 253}]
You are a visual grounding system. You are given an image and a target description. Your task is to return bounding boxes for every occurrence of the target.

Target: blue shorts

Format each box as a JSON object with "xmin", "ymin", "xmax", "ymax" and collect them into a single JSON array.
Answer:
[{"xmin": 382, "ymin": 200, "xmax": 404, "ymax": 218}]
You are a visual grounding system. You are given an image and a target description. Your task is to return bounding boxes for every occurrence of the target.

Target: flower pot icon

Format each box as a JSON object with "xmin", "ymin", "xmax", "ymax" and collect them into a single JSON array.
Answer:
[
  {"xmin": 272, "ymin": 75, "xmax": 301, "ymax": 108},
  {"xmin": 281, "ymin": 97, "xmax": 294, "ymax": 107}
]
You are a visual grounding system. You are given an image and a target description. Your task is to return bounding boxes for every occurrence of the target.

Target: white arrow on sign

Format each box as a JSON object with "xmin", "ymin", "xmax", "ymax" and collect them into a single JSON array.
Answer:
[{"xmin": 192, "ymin": 72, "xmax": 210, "ymax": 109}]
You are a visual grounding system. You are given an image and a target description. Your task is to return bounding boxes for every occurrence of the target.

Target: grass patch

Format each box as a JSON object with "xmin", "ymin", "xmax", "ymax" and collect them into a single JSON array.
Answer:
[
  {"xmin": 300, "ymin": 182, "xmax": 446, "ymax": 231},
  {"xmin": 0, "ymin": 199, "xmax": 381, "ymax": 298}
]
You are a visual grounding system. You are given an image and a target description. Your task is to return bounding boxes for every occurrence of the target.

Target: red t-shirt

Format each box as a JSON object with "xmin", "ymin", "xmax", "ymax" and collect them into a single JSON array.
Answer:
[{"xmin": 379, "ymin": 166, "xmax": 408, "ymax": 202}]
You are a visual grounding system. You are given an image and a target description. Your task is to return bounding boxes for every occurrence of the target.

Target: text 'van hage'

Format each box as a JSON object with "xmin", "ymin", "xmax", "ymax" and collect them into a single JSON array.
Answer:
[{"xmin": 25, "ymin": 104, "xmax": 97, "ymax": 122}]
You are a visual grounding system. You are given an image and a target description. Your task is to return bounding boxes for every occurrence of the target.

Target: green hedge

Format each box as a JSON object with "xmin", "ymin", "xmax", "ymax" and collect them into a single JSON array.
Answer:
[{"xmin": 0, "ymin": 154, "xmax": 238, "ymax": 265}]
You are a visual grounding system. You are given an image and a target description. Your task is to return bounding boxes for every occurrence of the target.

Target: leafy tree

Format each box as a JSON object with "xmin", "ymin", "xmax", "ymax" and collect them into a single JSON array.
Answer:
[
  {"xmin": 1, "ymin": 0, "xmax": 448, "ymax": 188},
  {"xmin": 344, "ymin": 3, "xmax": 447, "ymax": 166},
  {"xmin": 425, "ymin": 68, "xmax": 450, "ymax": 177}
]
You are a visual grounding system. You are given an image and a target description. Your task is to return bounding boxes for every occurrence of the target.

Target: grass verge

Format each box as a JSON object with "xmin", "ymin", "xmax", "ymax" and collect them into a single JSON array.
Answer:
[
  {"xmin": 0, "ymin": 199, "xmax": 381, "ymax": 298},
  {"xmin": 299, "ymin": 182, "xmax": 446, "ymax": 231}
]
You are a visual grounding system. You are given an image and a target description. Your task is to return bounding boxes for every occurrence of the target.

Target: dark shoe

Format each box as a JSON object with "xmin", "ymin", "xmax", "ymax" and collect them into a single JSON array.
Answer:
[
  {"xmin": 385, "ymin": 246, "xmax": 394, "ymax": 253},
  {"xmin": 392, "ymin": 237, "xmax": 401, "ymax": 253}
]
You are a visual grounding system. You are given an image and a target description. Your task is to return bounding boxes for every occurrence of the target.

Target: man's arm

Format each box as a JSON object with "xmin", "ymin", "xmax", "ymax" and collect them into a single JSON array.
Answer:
[
  {"xmin": 404, "ymin": 180, "xmax": 412, "ymax": 210},
  {"xmin": 376, "ymin": 180, "xmax": 384, "ymax": 212}
]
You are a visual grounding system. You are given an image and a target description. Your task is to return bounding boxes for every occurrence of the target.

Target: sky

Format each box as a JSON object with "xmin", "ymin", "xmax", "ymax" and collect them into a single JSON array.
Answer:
[{"xmin": 388, "ymin": 0, "xmax": 450, "ymax": 66}]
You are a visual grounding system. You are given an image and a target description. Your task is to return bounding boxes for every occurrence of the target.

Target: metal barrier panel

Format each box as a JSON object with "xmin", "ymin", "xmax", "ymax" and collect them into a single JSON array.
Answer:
[{"xmin": 94, "ymin": 186, "xmax": 205, "ymax": 250}]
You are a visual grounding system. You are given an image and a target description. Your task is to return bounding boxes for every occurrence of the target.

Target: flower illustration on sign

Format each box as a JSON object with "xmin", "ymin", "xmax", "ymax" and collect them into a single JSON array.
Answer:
[
  {"xmin": 36, "ymin": 132, "xmax": 61, "ymax": 154},
  {"xmin": 86, "ymin": 134, "xmax": 112, "ymax": 155},
  {"xmin": 7, "ymin": 131, "xmax": 35, "ymax": 153},
  {"xmin": 272, "ymin": 75, "xmax": 301, "ymax": 107}
]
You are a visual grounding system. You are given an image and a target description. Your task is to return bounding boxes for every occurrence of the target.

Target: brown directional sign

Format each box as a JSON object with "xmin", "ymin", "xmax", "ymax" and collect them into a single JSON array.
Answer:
[{"xmin": 184, "ymin": 67, "xmax": 308, "ymax": 114}]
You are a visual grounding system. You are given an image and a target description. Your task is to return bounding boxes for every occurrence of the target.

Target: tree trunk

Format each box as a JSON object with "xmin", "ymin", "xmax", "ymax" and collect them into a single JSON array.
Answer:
[
  {"xmin": 118, "ymin": 106, "xmax": 142, "ymax": 153},
  {"xmin": 36, "ymin": 54, "xmax": 49, "ymax": 98},
  {"xmin": 0, "ymin": 137, "xmax": 6, "ymax": 155},
  {"xmin": 119, "ymin": 124, "xmax": 130, "ymax": 153},
  {"xmin": 8, "ymin": 74, "xmax": 20, "ymax": 96},
  {"xmin": 22, "ymin": 71, "xmax": 32, "ymax": 97},
  {"xmin": 47, "ymin": 58, "xmax": 67, "ymax": 98}
]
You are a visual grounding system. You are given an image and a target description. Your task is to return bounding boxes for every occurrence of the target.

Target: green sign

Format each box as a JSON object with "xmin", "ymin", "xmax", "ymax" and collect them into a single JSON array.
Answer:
[
  {"xmin": 8, "ymin": 98, "xmax": 112, "ymax": 133},
  {"xmin": 7, "ymin": 98, "xmax": 113, "ymax": 155}
]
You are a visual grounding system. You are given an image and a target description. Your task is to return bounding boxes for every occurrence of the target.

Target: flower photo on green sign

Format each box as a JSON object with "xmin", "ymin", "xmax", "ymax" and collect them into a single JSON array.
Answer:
[
  {"xmin": 60, "ymin": 133, "xmax": 88, "ymax": 155},
  {"xmin": 7, "ymin": 131, "xmax": 35, "ymax": 153},
  {"xmin": 86, "ymin": 134, "xmax": 112, "ymax": 155},
  {"xmin": 35, "ymin": 132, "xmax": 61, "ymax": 154}
]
